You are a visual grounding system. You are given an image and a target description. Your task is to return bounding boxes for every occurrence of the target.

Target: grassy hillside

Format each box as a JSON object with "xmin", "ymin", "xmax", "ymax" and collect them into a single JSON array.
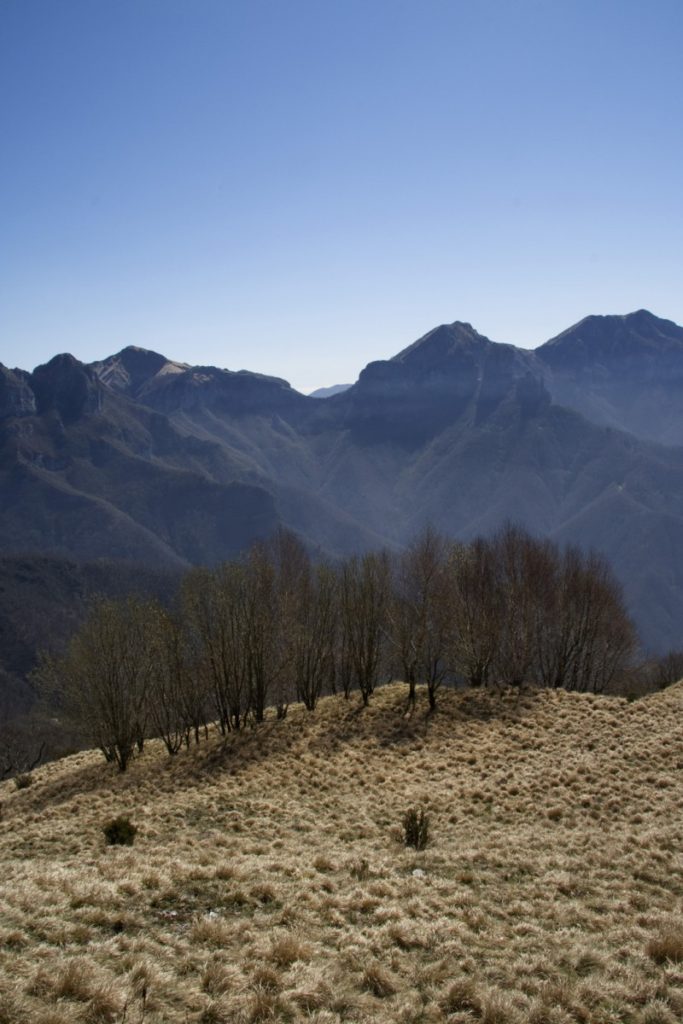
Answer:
[{"xmin": 1, "ymin": 684, "xmax": 682, "ymax": 1024}]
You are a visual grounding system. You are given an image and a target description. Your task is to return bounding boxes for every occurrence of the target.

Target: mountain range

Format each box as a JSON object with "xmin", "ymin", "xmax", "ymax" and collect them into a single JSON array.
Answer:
[{"xmin": 3, "ymin": 309, "xmax": 683, "ymax": 674}]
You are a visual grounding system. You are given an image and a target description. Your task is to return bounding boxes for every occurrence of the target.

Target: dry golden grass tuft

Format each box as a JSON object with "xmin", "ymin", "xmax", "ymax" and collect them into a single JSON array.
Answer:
[
  {"xmin": 1, "ymin": 682, "xmax": 682, "ymax": 1022},
  {"xmin": 646, "ymin": 922, "xmax": 683, "ymax": 964}
]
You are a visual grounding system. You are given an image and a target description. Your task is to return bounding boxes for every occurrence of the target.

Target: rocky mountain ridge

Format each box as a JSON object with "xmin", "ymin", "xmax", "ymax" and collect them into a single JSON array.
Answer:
[{"xmin": 3, "ymin": 309, "xmax": 683, "ymax": 652}]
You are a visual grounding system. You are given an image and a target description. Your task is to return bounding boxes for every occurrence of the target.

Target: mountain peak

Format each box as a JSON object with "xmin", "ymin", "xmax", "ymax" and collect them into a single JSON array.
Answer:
[
  {"xmin": 39, "ymin": 352, "xmax": 84, "ymax": 372},
  {"xmin": 392, "ymin": 321, "xmax": 489, "ymax": 368},
  {"xmin": 625, "ymin": 308, "xmax": 657, "ymax": 322},
  {"xmin": 538, "ymin": 310, "xmax": 683, "ymax": 366},
  {"xmin": 346, "ymin": 320, "xmax": 545, "ymax": 446},
  {"xmin": 91, "ymin": 346, "xmax": 189, "ymax": 397},
  {"xmin": 117, "ymin": 344, "xmax": 169, "ymax": 366},
  {"xmin": 0, "ymin": 364, "xmax": 36, "ymax": 419},
  {"xmin": 31, "ymin": 353, "xmax": 102, "ymax": 423}
]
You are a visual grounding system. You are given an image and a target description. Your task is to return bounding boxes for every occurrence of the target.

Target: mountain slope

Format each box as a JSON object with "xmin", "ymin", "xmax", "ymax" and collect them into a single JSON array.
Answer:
[
  {"xmin": 1, "ymin": 683, "xmax": 682, "ymax": 1023},
  {"xmin": 333, "ymin": 321, "xmax": 543, "ymax": 445},
  {"xmin": 4, "ymin": 312, "xmax": 683, "ymax": 652},
  {"xmin": 90, "ymin": 320, "xmax": 683, "ymax": 649},
  {"xmin": 538, "ymin": 309, "xmax": 683, "ymax": 445},
  {"xmin": 0, "ymin": 354, "xmax": 280, "ymax": 566}
]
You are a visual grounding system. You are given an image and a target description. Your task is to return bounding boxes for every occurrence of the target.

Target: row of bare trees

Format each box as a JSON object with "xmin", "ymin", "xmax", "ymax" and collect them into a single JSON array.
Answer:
[
  {"xmin": 39, "ymin": 525, "xmax": 638, "ymax": 770},
  {"xmin": 388, "ymin": 525, "xmax": 637, "ymax": 708}
]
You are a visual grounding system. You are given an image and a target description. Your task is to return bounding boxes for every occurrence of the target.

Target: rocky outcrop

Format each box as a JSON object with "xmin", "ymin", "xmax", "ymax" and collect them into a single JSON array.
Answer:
[
  {"xmin": 0, "ymin": 366, "xmax": 36, "ymax": 419},
  {"xmin": 31, "ymin": 354, "xmax": 103, "ymax": 425}
]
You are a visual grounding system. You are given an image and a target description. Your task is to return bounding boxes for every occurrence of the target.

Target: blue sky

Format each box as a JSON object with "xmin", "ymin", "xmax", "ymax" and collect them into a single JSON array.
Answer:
[{"xmin": 2, "ymin": 0, "xmax": 682, "ymax": 393}]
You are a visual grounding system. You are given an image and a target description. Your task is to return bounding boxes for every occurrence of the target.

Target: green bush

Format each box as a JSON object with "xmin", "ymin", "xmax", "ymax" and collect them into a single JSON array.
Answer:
[
  {"xmin": 13, "ymin": 772, "xmax": 34, "ymax": 790},
  {"xmin": 402, "ymin": 806, "xmax": 429, "ymax": 850},
  {"xmin": 103, "ymin": 815, "xmax": 138, "ymax": 846}
]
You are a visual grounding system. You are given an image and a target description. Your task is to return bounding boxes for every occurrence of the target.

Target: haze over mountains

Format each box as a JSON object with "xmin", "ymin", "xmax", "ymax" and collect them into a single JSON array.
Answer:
[
  {"xmin": 309, "ymin": 384, "xmax": 353, "ymax": 399},
  {"xmin": 3, "ymin": 309, "xmax": 683, "ymax": 664}
]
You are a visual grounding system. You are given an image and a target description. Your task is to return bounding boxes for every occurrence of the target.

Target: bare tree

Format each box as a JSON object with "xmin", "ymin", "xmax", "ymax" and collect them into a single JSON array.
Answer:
[
  {"xmin": 182, "ymin": 565, "xmax": 250, "ymax": 734},
  {"xmin": 146, "ymin": 603, "xmax": 208, "ymax": 754},
  {"xmin": 388, "ymin": 552, "xmax": 420, "ymax": 705},
  {"xmin": 492, "ymin": 524, "xmax": 550, "ymax": 687},
  {"xmin": 181, "ymin": 532, "xmax": 310, "ymax": 732},
  {"xmin": 647, "ymin": 649, "xmax": 683, "ymax": 691},
  {"xmin": 334, "ymin": 603, "xmax": 355, "ymax": 699},
  {"xmin": 388, "ymin": 528, "xmax": 455, "ymax": 709},
  {"xmin": 0, "ymin": 716, "xmax": 45, "ymax": 781},
  {"xmin": 561, "ymin": 551, "xmax": 636, "ymax": 693},
  {"xmin": 451, "ymin": 537, "xmax": 504, "ymax": 688},
  {"xmin": 291, "ymin": 563, "xmax": 337, "ymax": 711},
  {"xmin": 39, "ymin": 597, "xmax": 154, "ymax": 771},
  {"xmin": 528, "ymin": 544, "xmax": 636, "ymax": 693},
  {"xmin": 533, "ymin": 542, "xmax": 574, "ymax": 689},
  {"xmin": 339, "ymin": 551, "xmax": 390, "ymax": 705},
  {"xmin": 243, "ymin": 545, "xmax": 279, "ymax": 723},
  {"xmin": 450, "ymin": 526, "xmax": 636, "ymax": 694},
  {"xmin": 263, "ymin": 528, "xmax": 312, "ymax": 718}
]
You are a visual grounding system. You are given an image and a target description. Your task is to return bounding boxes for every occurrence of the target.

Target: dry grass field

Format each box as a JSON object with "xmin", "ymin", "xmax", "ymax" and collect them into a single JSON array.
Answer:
[{"xmin": 1, "ymin": 683, "xmax": 682, "ymax": 1024}]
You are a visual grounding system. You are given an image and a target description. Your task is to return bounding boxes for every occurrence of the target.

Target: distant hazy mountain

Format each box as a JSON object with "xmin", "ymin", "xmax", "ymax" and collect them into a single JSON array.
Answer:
[
  {"xmin": 309, "ymin": 384, "xmax": 353, "ymax": 398},
  {"xmin": 3, "ymin": 309, "xmax": 683, "ymax": 653}
]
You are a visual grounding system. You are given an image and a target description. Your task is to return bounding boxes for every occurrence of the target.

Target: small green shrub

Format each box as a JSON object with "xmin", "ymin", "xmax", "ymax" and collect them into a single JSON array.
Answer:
[
  {"xmin": 402, "ymin": 806, "xmax": 429, "ymax": 850},
  {"xmin": 13, "ymin": 772, "xmax": 34, "ymax": 790},
  {"xmin": 103, "ymin": 815, "xmax": 138, "ymax": 846}
]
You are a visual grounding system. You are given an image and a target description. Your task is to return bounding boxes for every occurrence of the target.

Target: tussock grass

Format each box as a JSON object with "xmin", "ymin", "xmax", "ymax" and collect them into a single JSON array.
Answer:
[{"xmin": 1, "ymin": 683, "xmax": 682, "ymax": 1022}]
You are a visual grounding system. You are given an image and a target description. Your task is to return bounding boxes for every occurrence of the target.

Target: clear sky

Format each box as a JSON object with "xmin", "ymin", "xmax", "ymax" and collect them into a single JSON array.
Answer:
[{"xmin": 2, "ymin": 0, "xmax": 682, "ymax": 393}]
